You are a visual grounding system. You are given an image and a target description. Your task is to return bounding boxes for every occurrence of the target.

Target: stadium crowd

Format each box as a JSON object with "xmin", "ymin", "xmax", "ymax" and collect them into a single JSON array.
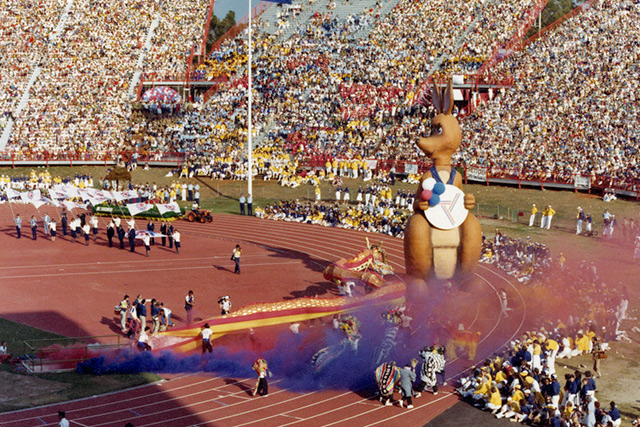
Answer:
[
  {"xmin": 255, "ymin": 193, "xmax": 408, "ymax": 237},
  {"xmin": 480, "ymin": 231, "xmax": 551, "ymax": 283},
  {"xmin": 1, "ymin": 0, "xmax": 547, "ymax": 170},
  {"xmin": 457, "ymin": 248, "xmax": 631, "ymax": 426},
  {"xmin": 458, "ymin": 0, "xmax": 640, "ymax": 190},
  {"xmin": 4, "ymin": 0, "xmax": 209, "ymax": 158},
  {"xmin": 0, "ymin": 0, "xmax": 65, "ymax": 120},
  {"xmin": 2, "ymin": 0, "xmax": 638, "ymax": 198}
]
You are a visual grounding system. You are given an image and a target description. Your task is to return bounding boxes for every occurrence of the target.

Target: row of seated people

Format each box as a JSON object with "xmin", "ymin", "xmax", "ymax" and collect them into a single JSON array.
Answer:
[
  {"xmin": 255, "ymin": 196, "xmax": 407, "ymax": 237},
  {"xmin": 0, "ymin": 171, "xmax": 93, "ymax": 190}
]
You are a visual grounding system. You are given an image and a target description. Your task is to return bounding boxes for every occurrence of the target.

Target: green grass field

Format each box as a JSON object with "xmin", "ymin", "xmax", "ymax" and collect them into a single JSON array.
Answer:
[{"xmin": 0, "ymin": 318, "xmax": 160, "ymax": 412}]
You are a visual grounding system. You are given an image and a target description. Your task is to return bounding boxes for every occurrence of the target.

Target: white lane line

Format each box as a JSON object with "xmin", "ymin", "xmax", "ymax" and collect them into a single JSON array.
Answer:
[{"xmin": 0, "ymin": 261, "xmax": 302, "ymax": 280}]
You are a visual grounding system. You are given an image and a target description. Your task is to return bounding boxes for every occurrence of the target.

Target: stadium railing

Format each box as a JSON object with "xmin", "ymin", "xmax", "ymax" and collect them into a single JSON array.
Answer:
[
  {"xmin": 0, "ymin": 151, "xmax": 185, "ymax": 168},
  {"xmin": 194, "ymin": 0, "xmax": 272, "ymax": 73},
  {"xmin": 478, "ymin": 0, "xmax": 550, "ymax": 75},
  {"xmin": 21, "ymin": 335, "xmax": 126, "ymax": 373},
  {"xmin": 522, "ymin": 0, "xmax": 595, "ymax": 48},
  {"xmin": 201, "ymin": 0, "xmax": 218, "ymax": 56}
]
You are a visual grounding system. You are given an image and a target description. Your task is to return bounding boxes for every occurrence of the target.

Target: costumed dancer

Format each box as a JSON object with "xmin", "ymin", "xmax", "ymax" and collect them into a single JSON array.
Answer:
[
  {"xmin": 375, "ymin": 361, "xmax": 400, "ymax": 406},
  {"xmin": 311, "ymin": 315, "xmax": 361, "ymax": 375},
  {"xmin": 252, "ymin": 358, "xmax": 269, "ymax": 396},
  {"xmin": 371, "ymin": 308, "xmax": 402, "ymax": 368},
  {"xmin": 416, "ymin": 345, "xmax": 447, "ymax": 396}
]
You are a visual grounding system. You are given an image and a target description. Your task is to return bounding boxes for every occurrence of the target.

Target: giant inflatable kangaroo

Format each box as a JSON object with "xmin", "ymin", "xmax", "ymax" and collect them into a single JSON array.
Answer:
[{"xmin": 404, "ymin": 80, "xmax": 482, "ymax": 282}]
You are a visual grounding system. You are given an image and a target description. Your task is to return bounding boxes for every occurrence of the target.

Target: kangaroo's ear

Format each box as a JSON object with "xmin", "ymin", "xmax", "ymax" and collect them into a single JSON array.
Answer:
[
  {"xmin": 442, "ymin": 80, "xmax": 454, "ymax": 115},
  {"xmin": 431, "ymin": 80, "xmax": 443, "ymax": 114}
]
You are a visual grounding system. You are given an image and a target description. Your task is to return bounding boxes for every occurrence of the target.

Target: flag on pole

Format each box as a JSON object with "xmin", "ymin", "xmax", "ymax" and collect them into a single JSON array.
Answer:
[
  {"xmin": 155, "ymin": 202, "xmax": 181, "ymax": 216},
  {"xmin": 49, "ymin": 198, "xmax": 63, "ymax": 208},
  {"xmin": 31, "ymin": 198, "xmax": 48, "ymax": 209},
  {"xmin": 20, "ymin": 190, "xmax": 42, "ymax": 204},
  {"xmin": 5, "ymin": 188, "xmax": 20, "ymax": 199},
  {"xmin": 95, "ymin": 190, "xmax": 114, "ymax": 201},
  {"xmin": 114, "ymin": 190, "xmax": 139, "ymax": 202},
  {"xmin": 126, "ymin": 202, "xmax": 154, "ymax": 217},
  {"xmin": 58, "ymin": 184, "xmax": 80, "ymax": 199},
  {"xmin": 48, "ymin": 189, "xmax": 67, "ymax": 200},
  {"xmin": 62, "ymin": 200, "xmax": 86, "ymax": 211}
]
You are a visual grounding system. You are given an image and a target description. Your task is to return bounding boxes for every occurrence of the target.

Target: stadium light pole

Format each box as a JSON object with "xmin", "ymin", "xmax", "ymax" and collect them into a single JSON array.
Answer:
[{"xmin": 247, "ymin": 0, "xmax": 254, "ymax": 199}]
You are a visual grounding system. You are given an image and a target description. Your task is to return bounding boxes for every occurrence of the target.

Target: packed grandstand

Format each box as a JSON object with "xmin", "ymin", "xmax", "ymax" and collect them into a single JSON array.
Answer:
[{"xmin": 0, "ymin": 0, "xmax": 638, "ymax": 197}]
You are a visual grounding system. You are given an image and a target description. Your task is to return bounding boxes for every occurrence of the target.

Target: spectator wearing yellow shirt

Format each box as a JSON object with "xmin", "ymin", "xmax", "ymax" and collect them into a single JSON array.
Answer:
[
  {"xmin": 545, "ymin": 338, "xmax": 559, "ymax": 375},
  {"xmin": 531, "ymin": 339, "xmax": 542, "ymax": 372},
  {"xmin": 572, "ymin": 331, "xmax": 591, "ymax": 357},
  {"xmin": 485, "ymin": 386, "xmax": 502, "ymax": 413}
]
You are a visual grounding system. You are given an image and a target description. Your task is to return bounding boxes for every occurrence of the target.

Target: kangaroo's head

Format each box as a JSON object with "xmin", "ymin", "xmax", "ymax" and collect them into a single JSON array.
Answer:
[{"xmin": 417, "ymin": 80, "xmax": 461, "ymax": 167}]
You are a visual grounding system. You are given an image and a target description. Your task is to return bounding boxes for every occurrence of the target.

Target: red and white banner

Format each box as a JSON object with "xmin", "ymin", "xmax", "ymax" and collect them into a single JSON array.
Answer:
[
  {"xmin": 20, "ymin": 190, "xmax": 42, "ymax": 204},
  {"xmin": 126, "ymin": 202, "xmax": 154, "ymax": 217},
  {"xmin": 114, "ymin": 190, "xmax": 139, "ymax": 202},
  {"xmin": 155, "ymin": 202, "xmax": 181, "ymax": 216}
]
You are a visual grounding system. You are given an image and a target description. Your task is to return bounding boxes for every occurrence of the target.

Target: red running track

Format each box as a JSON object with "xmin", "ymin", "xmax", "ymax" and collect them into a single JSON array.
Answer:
[{"xmin": 0, "ymin": 210, "xmax": 527, "ymax": 426}]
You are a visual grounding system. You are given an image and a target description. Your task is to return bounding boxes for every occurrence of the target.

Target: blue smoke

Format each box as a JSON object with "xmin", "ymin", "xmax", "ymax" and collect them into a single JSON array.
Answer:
[{"xmin": 77, "ymin": 291, "xmax": 450, "ymax": 392}]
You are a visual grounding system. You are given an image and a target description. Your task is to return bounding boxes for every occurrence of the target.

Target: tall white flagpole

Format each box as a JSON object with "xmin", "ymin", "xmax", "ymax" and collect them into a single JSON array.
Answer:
[{"xmin": 247, "ymin": 0, "xmax": 253, "ymax": 198}]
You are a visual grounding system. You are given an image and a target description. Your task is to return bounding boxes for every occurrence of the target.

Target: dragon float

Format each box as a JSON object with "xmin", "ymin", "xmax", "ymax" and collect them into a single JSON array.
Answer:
[{"xmin": 323, "ymin": 239, "xmax": 394, "ymax": 290}]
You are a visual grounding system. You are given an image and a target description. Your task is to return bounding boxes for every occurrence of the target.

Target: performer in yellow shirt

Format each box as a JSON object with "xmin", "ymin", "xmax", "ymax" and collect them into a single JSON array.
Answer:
[
  {"xmin": 529, "ymin": 204, "xmax": 537, "ymax": 227},
  {"xmin": 545, "ymin": 205, "xmax": 556, "ymax": 230}
]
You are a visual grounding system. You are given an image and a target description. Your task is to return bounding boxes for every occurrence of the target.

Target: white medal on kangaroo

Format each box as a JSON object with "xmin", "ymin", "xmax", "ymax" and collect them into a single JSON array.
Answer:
[{"xmin": 425, "ymin": 185, "xmax": 468, "ymax": 230}]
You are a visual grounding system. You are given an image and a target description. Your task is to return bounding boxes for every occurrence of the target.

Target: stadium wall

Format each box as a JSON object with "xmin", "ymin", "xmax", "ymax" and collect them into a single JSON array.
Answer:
[{"xmin": 1, "ymin": 152, "xmax": 631, "ymax": 198}]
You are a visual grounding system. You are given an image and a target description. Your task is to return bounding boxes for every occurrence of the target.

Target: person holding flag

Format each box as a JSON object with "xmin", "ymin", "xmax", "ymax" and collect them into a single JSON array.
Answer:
[
  {"xmin": 173, "ymin": 228, "xmax": 181, "ymax": 254},
  {"xmin": 30, "ymin": 215, "xmax": 38, "ymax": 240},
  {"xmin": 49, "ymin": 219, "xmax": 57, "ymax": 242},
  {"xmin": 107, "ymin": 219, "xmax": 115, "ymax": 247},
  {"xmin": 128, "ymin": 227, "xmax": 136, "ymax": 253},
  {"xmin": 147, "ymin": 220, "xmax": 155, "ymax": 245},
  {"xmin": 82, "ymin": 222, "xmax": 91, "ymax": 246},
  {"xmin": 69, "ymin": 217, "xmax": 78, "ymax": 243},
  {"xmin": 168, "ymin": 223, "xmax": 174, "ymax": 249},
  {"xmin": 61, "ymin": 210, "xmax": 68, "ymax": 236},
  {"xmin": 43, "ymin": 213, "xmax": 50, "ymax": 235},
  {"xmin": 160, "ymin": 222, "xmax": 167, "ymax": 246},
  {"xmin": 74, "ymin": 217, "xmax": 82, "ymax": 241},
  {"xmin": 90, "ymin": 215, "xmax": 99, "ymax": 242},
  {"xmin": 14, "ymin": 214, "xmax": 21, "ymax": 239},
  {"xmin": 142, "ymin": 232, "xmax": 151, "ymax": 257},
  {"xmin": 117, "ymin": 225, "xmax": 125, "ymax": 249}
]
